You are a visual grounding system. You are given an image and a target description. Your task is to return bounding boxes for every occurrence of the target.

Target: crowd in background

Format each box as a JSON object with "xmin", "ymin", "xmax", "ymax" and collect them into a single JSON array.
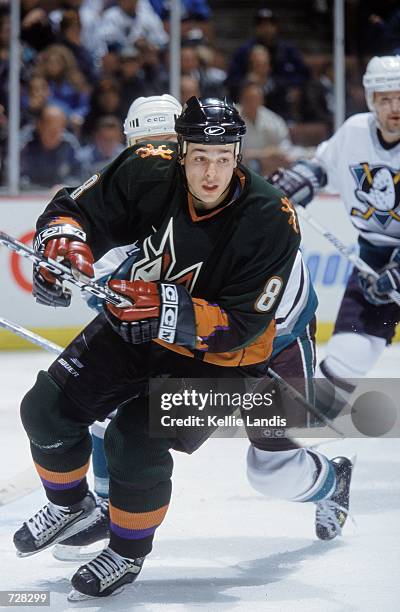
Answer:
[{"xmin": 0, "ymin": 0, "xmax": 399, "ymax": 189}]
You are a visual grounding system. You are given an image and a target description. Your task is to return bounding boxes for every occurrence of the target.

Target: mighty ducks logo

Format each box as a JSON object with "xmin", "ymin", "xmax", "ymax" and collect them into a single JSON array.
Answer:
[
  {"xmin": 129, "ymin": 218, "xmax": 203, "ymax": 293},
  {"xmin": 350, "ymin": 162, "xmax": 400, "ymax": 227}
]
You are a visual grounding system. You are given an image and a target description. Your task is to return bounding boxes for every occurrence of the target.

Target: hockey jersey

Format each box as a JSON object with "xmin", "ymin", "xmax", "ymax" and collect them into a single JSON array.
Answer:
[
  {"xmin": 37, "ymin": 141, "xmax": 301, "ymax": 366},
  {"xmin": 316, "ymin": 113, "xmax": 400, "ymax": 248}
]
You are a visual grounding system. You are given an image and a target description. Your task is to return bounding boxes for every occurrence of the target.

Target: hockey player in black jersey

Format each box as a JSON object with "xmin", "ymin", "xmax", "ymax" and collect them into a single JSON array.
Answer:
[{"xmin": 14, "ymin": 97, "xmax": 352, "ymax": 600}]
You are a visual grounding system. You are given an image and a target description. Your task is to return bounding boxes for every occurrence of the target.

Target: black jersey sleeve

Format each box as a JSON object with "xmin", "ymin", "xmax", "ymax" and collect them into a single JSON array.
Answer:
[{"xmin": 35, "ymin": 144, "xmax": 178, "ymax": 261}]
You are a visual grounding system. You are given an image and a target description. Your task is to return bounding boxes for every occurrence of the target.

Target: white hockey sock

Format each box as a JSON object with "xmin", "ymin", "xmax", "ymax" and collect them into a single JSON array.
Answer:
[{"xmin": 246, "ymin": 446, "xmax": 335, "ymax": 502}]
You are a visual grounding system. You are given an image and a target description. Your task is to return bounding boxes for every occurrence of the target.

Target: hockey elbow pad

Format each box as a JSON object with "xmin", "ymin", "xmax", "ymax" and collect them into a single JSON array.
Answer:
[{"xmin": 268, "ymin": 160, "xmax": 327, "ymax": 208}]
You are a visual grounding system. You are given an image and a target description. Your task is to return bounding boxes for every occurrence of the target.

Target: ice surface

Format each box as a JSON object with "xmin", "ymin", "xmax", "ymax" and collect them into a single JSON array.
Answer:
[{"xmin": 0, "ymin": 348, "xmax": 399, "ymax": 611}]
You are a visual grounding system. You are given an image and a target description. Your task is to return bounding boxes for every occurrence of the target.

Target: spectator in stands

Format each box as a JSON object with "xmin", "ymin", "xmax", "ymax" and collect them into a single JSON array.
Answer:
[
  {"xmin": 180, "ymin": 42, "xmax": 225, "ymax": 98},
  {"xmin": 159, "ymin": 2, "xmax": 213, "ymax": 42},
  {"xmin": 99, "ymin": 0, "xmax": 168, "ymax": 52},
  {"xmin": 231, "ymin": 45, "xmax": 292, "ymax": 121},
  {"xmin": 118, "ymin": 45, "xmax": 152, "ymax": 117},
  {"xmin": 58, "ymin": 9, "xmax": 97, "ymax": 85},
  {"xmin": 197, "ymin": 43, "xmax": 226, "ymax": 90},
  {"xmin": 21, "ymin": 0, "xmax": 55, "ymax": 52},
  {"xmin": 180, "ymin": 74, "xmax": 200, "ymax": 103},
  {"xmin": 33, "ymin": 44, "xmax": 90, "ymax": 132},
  {"xmin": 364, "ymin": 5, "xmax": 400, "ymax": 56},
  {"xmin": 238, "ymin": 81, "xmax": 292, "ymax": 175},
  {"xmin": 49, "ymin": 0, "xmax": 105, "ymax": 68},
  {"xmin": 300, "ymin": 57, "xmax": 334, "ymax": 130},
  {"xmin": 100, "ymin": 42, "xmax": 122, "ymax": 80},
  {"xmin": 20, "ymin": 104, "xmax": 85, "ymax": 189},
  {"xmin": 82, "ymin": 77, "xmax": 124, "ymax": 142},
  {"xmin": 227, "ymin": 8, "xmax": 309, "ymax": 120},
  {"xmin": 0, "ymin": 11, "xmax": 10, "ymax": 113},
  {"xmin": 245, "ymin": 46, "xmax": 278, "ymax": 107},
  {"xmin": 79, "ymin": 115, "xmax": 124, "ymax": 175},
  {"xmin": 20, "ymin": 76, "xmax": 52, "ymax": 129},
  {"xmin": 135, "ymin": 37, "xmax": 169, "ymax": 95},
  {"xmin": 0, "ymin": 11, "xmax": 31, "ymax": 117}
]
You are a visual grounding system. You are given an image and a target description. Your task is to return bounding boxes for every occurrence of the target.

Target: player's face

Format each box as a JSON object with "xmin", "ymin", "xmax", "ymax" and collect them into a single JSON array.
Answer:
[
  {"xmin": 374, "ymin": 91, "xmax": 400, "ymax": 140},
  {"xmin": 184, "ymin": 143, "xmax": 236, "ymax": 208}
]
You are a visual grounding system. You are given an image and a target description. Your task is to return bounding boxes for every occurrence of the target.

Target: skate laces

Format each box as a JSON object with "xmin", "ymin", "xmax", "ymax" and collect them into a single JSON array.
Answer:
[
  {"xmin": 85, "ymin": 547, "xmax": 137, "ymax": 588},
  {"xmin": 27, "ymin": 502, "xmax": 71, "ymax": 539}
]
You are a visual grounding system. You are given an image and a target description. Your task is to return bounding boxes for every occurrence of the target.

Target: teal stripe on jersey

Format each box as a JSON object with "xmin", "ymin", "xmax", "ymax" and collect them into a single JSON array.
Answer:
[{"xmin": 272, "ymin": 285, "xmax": 318, "ymax": 358}]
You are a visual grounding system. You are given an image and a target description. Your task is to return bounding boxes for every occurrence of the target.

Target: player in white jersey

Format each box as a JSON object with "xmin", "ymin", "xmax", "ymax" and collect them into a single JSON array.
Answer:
[
  {"xmin": 270, "ymin": 55, "xmax": 400, "ymax": 412},
  {"xmin": 52, "ymin": 94, "xmax": 351, "ymax": 566}
]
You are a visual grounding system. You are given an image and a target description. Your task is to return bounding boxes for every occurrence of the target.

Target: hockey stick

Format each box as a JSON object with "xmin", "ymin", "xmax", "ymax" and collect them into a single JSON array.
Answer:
[
  {"xmin": 0, "ymin": 231, "xmax": 343, "ymax": 435},
  {"xmin": 0, "ymin": 230, "xmax": 131, "ymax": 307},
  {"xmin": 296, "ymin": 207, "xmax": 400, "ymax": 307},
  {"xmin": 1, "ymin": 320, "xmax": 344, "ymax": 436},
  {"xmin": 0, "ymin": 320, "xmax": 62, "ymax": 506},
  {"xmin": 0, "ymin": 316, "xmax": 62, "ymax": 354},
  {"xmin": 266, "ymin": 367, "xmax": 344, "ymax": 437}
]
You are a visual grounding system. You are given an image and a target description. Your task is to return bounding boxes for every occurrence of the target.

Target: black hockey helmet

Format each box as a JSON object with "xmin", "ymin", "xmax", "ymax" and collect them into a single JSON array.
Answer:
[{"xmin": 175, "ymin": 96, "xmax": 246, "ymax": 158}]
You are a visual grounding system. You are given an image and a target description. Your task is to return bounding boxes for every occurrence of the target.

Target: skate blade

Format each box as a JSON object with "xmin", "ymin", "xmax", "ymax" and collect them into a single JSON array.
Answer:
[
  {"xmin": 67, "ymin": 586, "xmax": 123, "ymax": 601},
  {"xmin": 16, "ymin": 549, "xmax": 37, "ymax": 558},
  {"xmin": 53, "ymin": 542, "xmax": 107, "ymax": 562}
]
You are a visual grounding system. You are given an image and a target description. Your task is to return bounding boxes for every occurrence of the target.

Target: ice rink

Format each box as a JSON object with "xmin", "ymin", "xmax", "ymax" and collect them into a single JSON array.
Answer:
[{"xmin": 0, "ymin": 347, "xmax": 399, "ymax": 611}]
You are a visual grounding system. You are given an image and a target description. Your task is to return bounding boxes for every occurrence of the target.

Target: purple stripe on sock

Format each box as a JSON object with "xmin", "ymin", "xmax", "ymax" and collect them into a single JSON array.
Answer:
[
  {"xmin": 110, "ymin": 522, "xmax": 156, "ymax": 540},
  {"xmin": 41, "ymin": 477, "xmax": 82, "ymax": 490}
]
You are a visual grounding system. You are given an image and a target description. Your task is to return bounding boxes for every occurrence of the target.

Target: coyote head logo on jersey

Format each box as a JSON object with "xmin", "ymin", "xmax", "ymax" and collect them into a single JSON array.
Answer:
[
  {"xmin": 350, "ymin": 162, "xmax": 400, "ymax": 227},
  {"xmin": 128, "ymin": 218, "xmax": 203, "ymax": 293}
]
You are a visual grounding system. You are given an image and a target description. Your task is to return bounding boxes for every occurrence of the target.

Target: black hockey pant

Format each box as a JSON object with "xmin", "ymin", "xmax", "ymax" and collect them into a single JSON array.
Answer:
[{"xmin": 20, "ymin": 314, "xmax": 261, "ymax": 559}]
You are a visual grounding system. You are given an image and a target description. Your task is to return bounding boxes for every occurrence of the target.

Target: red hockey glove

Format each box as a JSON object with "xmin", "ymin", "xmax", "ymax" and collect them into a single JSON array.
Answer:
[
  {"xmin": 104, "ymin": 279, "xmax": 196, "ymax": 346},
  {"xmin": 104, "ymin": 280, "xmax": 161, "ymax": 343},
  {"xmin": 33, "ymin": 218, "xmax": 94, "ymax": 307}
]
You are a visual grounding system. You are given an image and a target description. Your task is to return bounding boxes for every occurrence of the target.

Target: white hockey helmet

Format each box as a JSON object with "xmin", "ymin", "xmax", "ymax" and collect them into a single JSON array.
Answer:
[
  {"xmin": 123, "ymin": 94, "xmax": 182, "ymax": 146},
  {"xmin": 363, "ymin": 55, "xmax": 400, "ymax": 111}
]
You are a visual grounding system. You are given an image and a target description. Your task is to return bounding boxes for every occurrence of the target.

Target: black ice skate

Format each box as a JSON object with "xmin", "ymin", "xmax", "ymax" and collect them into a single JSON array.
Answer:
[
  {"xmin": 53, "ymin": 496, "xmax": 110, "ymax": 562},
  {"xmin": 13, "ymin": 492, "xmax": 99, "ymax": 557},
  {"xmin": 68, "ymin": 546, "xmax": 145, "ymax": 601},
  {"xmin": 315, "ymin": 456, "xmax": 353, "ymax": 541}
]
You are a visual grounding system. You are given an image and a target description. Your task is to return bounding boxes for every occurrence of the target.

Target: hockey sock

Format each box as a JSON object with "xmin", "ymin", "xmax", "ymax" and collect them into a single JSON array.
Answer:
[
  {"xmin": 91, "ymin": 421, "xmax": 110, "ymax": 499},
  {"xmin": 33, "ymin": 459, "xmax": 91, "ymax": 506},
  {"xmin": 108, "ymin": 479, "xmax": 171, "ymax": 559},
  {"xmin": 247, "ymin": 446, "xmax": 336, "ymax": 502}
]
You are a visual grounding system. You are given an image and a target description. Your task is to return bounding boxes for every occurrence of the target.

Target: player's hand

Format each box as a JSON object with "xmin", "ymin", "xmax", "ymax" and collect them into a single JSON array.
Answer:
[
  {"xmin": 104, "ymin": 279, "xmax": 161, "ymax": 343},
  {"xmin": 33, "ymin": 218, "xmax": 94, "ymax": 307},
  {"xmin": 359, "ymin": 249, "xmax": 400, "ymax": 305},
  {"xmin": 267, "ymin": 161, "xmax": 326, "ymax": 208}
]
